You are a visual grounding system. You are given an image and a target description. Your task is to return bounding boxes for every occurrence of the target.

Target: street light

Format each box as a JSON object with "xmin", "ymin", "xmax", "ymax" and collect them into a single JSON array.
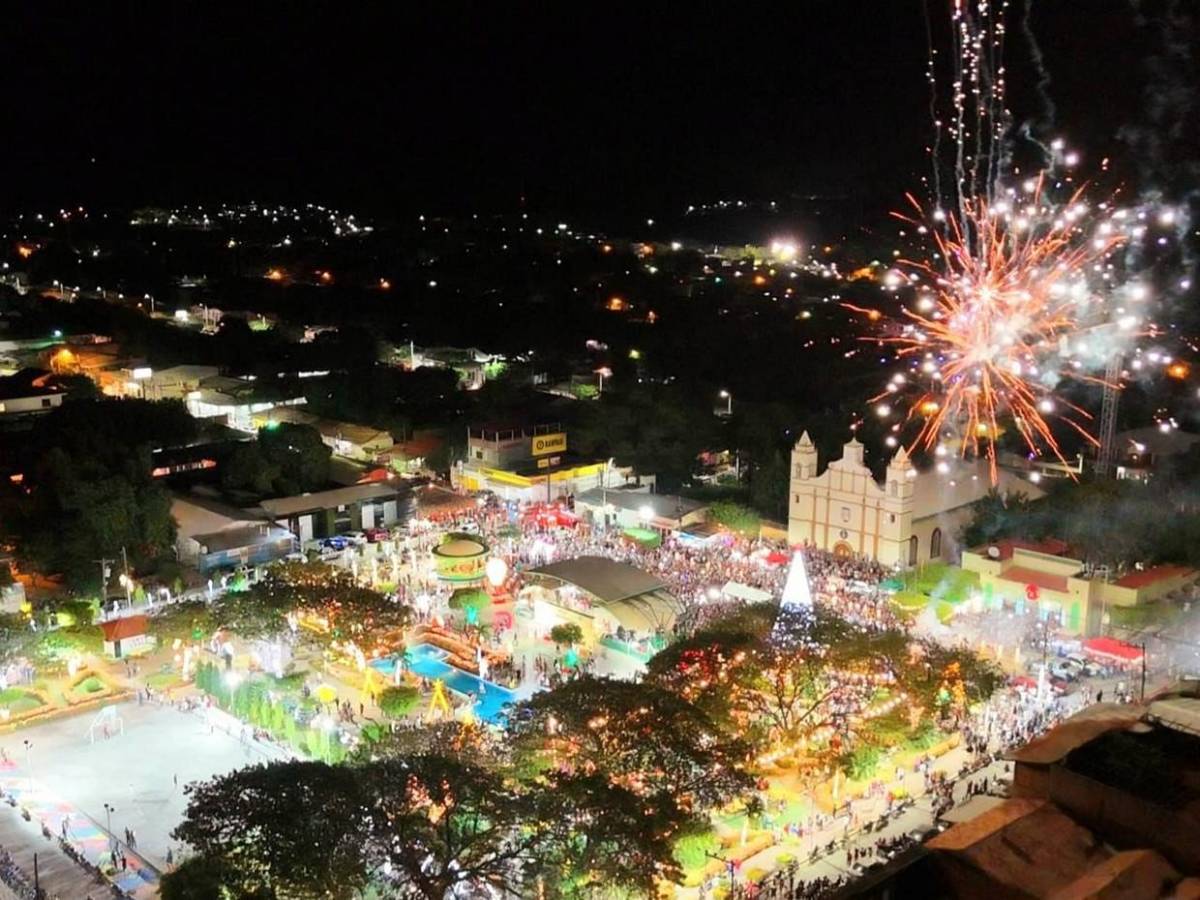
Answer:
[
  {"xmin": 118, "ymin": 573, "xmax": 133, "ymax": 607},
  {"xmin": 719, "ymin": 389, "xmax": 732, "ymax": 415},
  {"xmin": 103, "ymin": 803, "xmax": 116, "ymax": 847}
]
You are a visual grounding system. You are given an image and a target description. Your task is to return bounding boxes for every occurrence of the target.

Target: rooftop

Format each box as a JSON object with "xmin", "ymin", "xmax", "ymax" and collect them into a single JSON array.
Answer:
[
  {"xmin": 912, "ymin": 461, "xmax": 1043, "ymax": 520},
  {"xmin": 100, "ymin": 615, "xmax": 150, "ymax": 641},
  {"xmin": 575, "ymin": 489, "xmax": 706, "ymax": 521},
  {"xmin": 1064, "ymin": 721, "xmax": 1200, "ymax": 811},
  {"xmin": 1114, "ymin": 564, "xmax": 1195, "ymax": 589},
  {"xmin": 0, "ymin": 367, "xmax": 62, "ymax": 400},
  {"xmin": 926, "ymin": 798, "xmax": 1115, "ymax": 896},
  {"xmin": 1007, "ymin": 703, "xmax": 1145, "ymax": 766},
  {"xmin": 999, "ymin": 566, "xmax": 1070, "ymax": 593},
  {"xmin": 1116, "ymin": 425, "xmax": 1200, "ymax": 459},
  {"xmin": 193, "ymin": 524, "xmax": 294, "ymax": 553},
  {"xmin": 980, "ymin": 537, "xmax": 1074, "ymax": 561},
  {"xmin": 528, "ymin": 555, "xmax": 668, "ymax": 605},
  {"xmin": 259, "ymin": 482, "xmax": 405, "ymax": 519}
]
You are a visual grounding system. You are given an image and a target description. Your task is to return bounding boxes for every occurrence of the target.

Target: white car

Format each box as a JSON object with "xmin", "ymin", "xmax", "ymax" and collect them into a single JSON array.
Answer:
[
  {"xmin": 343, "ymin": 531, "xmax": 368, "ymax": 546},
  {"xmin": 1066, "ymin": 654, "xmax": 1103, "ymax": 677},
  {"xmin": 1049, "ymin": 659, "xmax": 1080, "ymax": 681}
]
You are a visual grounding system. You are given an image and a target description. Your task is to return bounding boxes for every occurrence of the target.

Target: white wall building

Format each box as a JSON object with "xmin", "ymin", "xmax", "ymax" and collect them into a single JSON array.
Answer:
[{"xmin": 788, "ymin": 433, "xmax": 1043, "ymax": 567}]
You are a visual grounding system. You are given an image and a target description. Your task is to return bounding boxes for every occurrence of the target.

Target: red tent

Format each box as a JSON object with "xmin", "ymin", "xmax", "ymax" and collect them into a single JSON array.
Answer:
[
  {"xmin": 1082, "ymin": 637, "xmax": 1143, "ymax": 662},
  {"xmin": 764, "ymin": 551, "xmax": 791, "ymax": 566}
]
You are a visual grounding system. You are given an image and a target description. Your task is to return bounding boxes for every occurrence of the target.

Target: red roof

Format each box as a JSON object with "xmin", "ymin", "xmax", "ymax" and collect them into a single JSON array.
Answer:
[
  {"xmin": 987, "ymin": 538, "xmax": 1072, "ymax": 561},
  {"xmin": 100, "ymin": 615, "xmax": 149, "ymax": 641},
  {"xmin": 1114, "ymin": 565, "xmax": 1194, "ymax": 589},
  {"xmin": 1082, "ymin": 637, "xmax": 1144, "ymax": 662},
  {"xmin": 356, "ymin": 467, "xmax": 393, "ymax": 484},
  {"xmin": 999, "ymin": 566, "xmax": 1068, "ymax": 593}
]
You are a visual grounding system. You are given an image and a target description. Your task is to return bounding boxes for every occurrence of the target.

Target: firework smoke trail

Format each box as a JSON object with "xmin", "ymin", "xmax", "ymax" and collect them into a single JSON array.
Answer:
[
  {"xmin": 944, "ymin": 0, "xmax": 1012, "ymax": 246},
  {"xmin": 1018, "ymin": 0, "xmax": 1056, "ymax": 168},
  {"xmin": 922, "ymin": 0, "xmax": 945, "ymax": 211},
  {"xmin": 860, "ymin": 1, "xmax": 1188, "ymax": 482}
]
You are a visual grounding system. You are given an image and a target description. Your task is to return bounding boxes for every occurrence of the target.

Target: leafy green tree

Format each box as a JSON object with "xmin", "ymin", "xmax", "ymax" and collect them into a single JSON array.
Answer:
[
  {"xmin": 509, "ymin": 676, "xmax": 755, "ymax": 815},
  {"xmin": 160, "ymin": 855, "xmax": 266, "ymax": 900},
  {"xmin": 530, "ymin": 773, "xmax": 697, "ymax": 898},
  {"xmin": 549, "ymin": 623, "xmax": 584, "ymax": 648},
  {"xmin": 708, "ymin": 500, "xmax": 761, "ymax": 537},
  {"xmin": 572, "ymin": 384, "xmax": 719, "ymax": 489},
  {"xmin": 220, "ymin": 444, "xmax": 279, "ymax": 496},
  {"xmin": 365, "ymin": 755, "xmax": 543, "ymax": 899},
  {"xmin": 646, "ymin": 604, "xmax": 984, "ymax": 759},
  {"xmin": 257, "ymin": 423, "xmax": 331, "ymax": 493},
  {"xmin": 749, "ymin": 449, "xmax": 789, "ymax": 520},
  {"xmin": 377, "ymin": 685, "xmax": 419, "ymax": 719},
  {"xmin": 169, "ymin": 761, "xmax": 372, "ymax": 899},
  {"xmin": 212, "ymin": 562, "xmax": 410, "ymax": 642},
  {"xmin": 958, "ymin": 488, "xmax": 1040, "ymax": 549}
]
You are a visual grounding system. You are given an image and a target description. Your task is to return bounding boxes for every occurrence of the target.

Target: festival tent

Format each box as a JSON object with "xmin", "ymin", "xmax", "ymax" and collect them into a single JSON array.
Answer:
[
  {"xmin": 1082, "ymin": 637, "xmax": 1144, "ymax": 663},
  {"xmin": 721, "ymin": 581, "xmax": 774, "ymax": 604}
]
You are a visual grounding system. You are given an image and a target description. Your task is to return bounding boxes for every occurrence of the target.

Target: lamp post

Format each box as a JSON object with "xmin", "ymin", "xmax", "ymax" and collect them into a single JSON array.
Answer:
[
  {"xmin": 103, "ymin": 803, "xmax": 117, "ymax": 849},
  {"xmin": 719, "ymin": 389, "xmax": 732, "ymax": 416},
  {"xmin": 22, "ymin": 740, "xmax": 32, "ymax": 790}
]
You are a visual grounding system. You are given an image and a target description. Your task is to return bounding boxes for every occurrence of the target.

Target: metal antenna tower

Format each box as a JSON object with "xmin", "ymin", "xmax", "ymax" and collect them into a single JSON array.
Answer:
[{"xmin": 1096, "ymin": 353, "xmax": 1122, "ymax": 477}]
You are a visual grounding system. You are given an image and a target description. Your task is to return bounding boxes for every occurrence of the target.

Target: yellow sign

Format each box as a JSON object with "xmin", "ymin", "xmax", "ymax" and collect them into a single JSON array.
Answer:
[{"xmin": 532, "ymin": 432, "xmax": 567, "ymax": 456}]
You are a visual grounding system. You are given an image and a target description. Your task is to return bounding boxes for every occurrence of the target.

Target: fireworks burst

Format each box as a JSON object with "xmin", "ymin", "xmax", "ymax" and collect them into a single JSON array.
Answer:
[
  {"xmin": 865, "ymin": 179, "xmax": 1139, "ymax": 478},
  {"xmin": 852, "ymin": 1, "xmax": 1187, "ymax": 482}
]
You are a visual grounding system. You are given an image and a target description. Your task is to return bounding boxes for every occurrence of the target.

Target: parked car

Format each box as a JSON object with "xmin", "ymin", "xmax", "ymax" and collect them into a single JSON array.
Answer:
[
  {"xmin": 1066, "ymin": 653, "xmax": 1103, "ymax": 677},
  {"xmin": 1048, "ymin": 659, "xmax": 1079, "ymax": 681},
  {"xmin": 343, "ymin": 531, "xmax": 368, "ymax": 546},
  {"xmin": 321, "ymin": 536, "xmax": 350, "ymax": 552},
  {"xmin": 364, "ymin": 527, "xmax": 391, "ymax": 543}
]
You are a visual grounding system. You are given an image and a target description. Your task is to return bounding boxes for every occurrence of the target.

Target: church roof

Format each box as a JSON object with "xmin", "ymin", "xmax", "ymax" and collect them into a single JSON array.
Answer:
[{"xmin": 912, "ymin": 461, "xmax": 1042, "ymax": 520}]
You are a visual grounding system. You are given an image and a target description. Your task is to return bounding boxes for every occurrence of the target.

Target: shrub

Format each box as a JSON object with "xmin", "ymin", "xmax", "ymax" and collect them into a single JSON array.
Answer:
[
  {"xmin": 841, "ymin": 744, "xmax": 883, "ymax": 781},
  {"xmin": 378, "ymin": 685, "xmax": 420, "ymax": 719},
  {"xmin": 80, "ymin": 676, "xmax": 104, "ymax": 693},
  {"xmin": 549, "ymin": 623, "xmax": 584, "ymax": 647},
  {"xmin": 674, "ymin": 826, "xmax": 720, "ymax": 871}
]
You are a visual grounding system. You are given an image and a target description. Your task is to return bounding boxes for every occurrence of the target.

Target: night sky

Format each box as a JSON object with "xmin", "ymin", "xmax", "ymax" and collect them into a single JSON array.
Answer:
[{"xmin": 1, "ymin": 2, "xmax": 1174, "ymax": 218}]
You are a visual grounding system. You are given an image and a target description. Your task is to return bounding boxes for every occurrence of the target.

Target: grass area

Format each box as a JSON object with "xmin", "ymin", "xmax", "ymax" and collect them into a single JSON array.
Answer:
[
  {"xmin": 146, "ymin": 671, "xmax": 180, "ymax": 690},
  {"xmin": 903, "ymin": 562, "xmax": 979, "ymax": 603},
  {"xmin": 1108, "ymin": 602, "xmax": 1183, "ymax": 631},
  {"xmin": 890, "ymin": 563, "xmax": 980, "ymax": 622},
  {"xmin": 0, "ymin": 687, "xmax": 44, "ymax": 714}
]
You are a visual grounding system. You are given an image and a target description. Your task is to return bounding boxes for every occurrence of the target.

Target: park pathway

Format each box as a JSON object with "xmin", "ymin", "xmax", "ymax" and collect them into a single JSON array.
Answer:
[{"xmin": 0, "ymin": 796, "xmax": 108, "ymax": 899}]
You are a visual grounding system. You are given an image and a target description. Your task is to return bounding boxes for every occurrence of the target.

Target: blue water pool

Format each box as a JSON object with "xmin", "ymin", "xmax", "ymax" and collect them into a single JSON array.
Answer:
[{"xmin": 369, "ymin": 642, "xmax": 516, "ymax": 723}]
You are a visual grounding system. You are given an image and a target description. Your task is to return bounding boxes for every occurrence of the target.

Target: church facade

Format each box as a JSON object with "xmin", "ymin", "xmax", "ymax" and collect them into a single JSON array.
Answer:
[
  {"xmin": 788, "ymin": 433, "xmax": 915, "ymax": 567},
  {"xmin": 787, "ymin": 432, "xmax": 1042, "ymax": 567}
]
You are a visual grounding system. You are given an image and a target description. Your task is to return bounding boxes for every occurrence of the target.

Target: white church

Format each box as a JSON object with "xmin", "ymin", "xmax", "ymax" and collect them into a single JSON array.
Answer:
[{"xmin": 787, "ymin": 432, "xmax": 1042, "ymax": 568}]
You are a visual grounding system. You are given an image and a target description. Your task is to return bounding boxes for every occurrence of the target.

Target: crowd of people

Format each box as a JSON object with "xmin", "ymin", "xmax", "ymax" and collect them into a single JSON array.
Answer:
[{"xmin": 0, "ymin": 846, "xmax": 36, "ymax": 900}]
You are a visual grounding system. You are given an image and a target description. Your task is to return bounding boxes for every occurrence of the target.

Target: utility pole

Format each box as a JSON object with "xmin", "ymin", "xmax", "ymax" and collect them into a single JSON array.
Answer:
[
  {"xmin": 95, "ymin": 558, "xmax": 114, "ymax": 601},
  {"xmin": 1140, "ymin": 642, "xmax": 1147, "ymax": 703}
]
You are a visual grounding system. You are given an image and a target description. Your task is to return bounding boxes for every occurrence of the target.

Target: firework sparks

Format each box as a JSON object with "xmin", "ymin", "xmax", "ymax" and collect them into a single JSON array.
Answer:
[{"xmin": 852, "ymin": 175, "xmax": 1153, "ymax": 479}]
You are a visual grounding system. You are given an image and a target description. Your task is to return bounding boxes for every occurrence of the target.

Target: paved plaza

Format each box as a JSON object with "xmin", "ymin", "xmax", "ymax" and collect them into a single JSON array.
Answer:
[{"xmin": 2, "ymin": 700, "xmax": 285, "ymax": 870}]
